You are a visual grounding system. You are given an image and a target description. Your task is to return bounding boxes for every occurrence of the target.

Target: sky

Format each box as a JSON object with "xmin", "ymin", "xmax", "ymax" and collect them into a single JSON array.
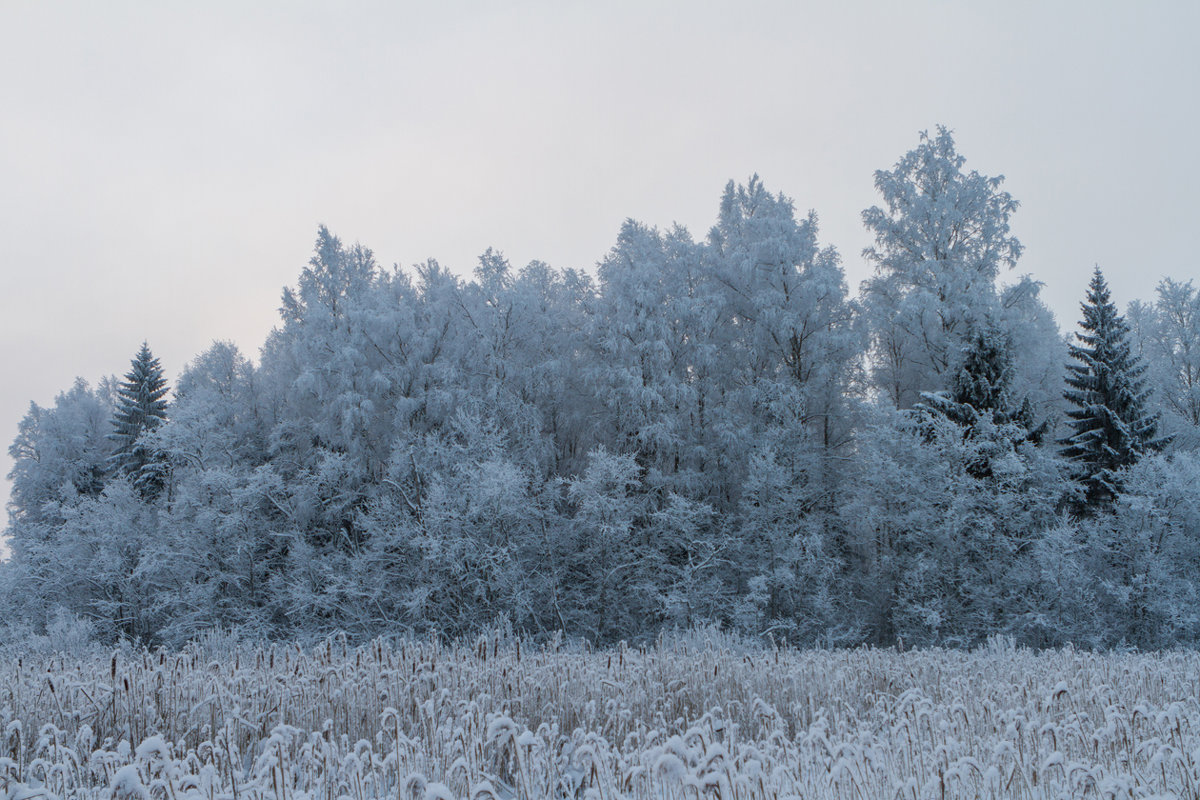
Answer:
[{"xmin": 2, "ymin": 0, "xmax": 1199, "ymax": 526}]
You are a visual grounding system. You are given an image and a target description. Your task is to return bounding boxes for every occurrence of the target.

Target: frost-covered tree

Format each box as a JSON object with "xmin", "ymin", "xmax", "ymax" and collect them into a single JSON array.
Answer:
[
  {"xmin": 260, "ymin": 227, "xmax": 429, "ymax": 568},
  {"xmin": 589, "ymin": 220, "xmax": 713, "ymax": 500},
  {"xmin": 996, "ymin": 277, "xmax": 1067, "ymax": 427},
  {"xmin": 269, "ymin": 226, "xmax": 384, "ymax": 469},
  {"xmin": 707, "ymin": 176, "xmax": 862, "ymax": 457},
  {"xmin": 1128, "ymin": 278, "xmax": 1200, "ymax": 451},
  {"xmin": 560, "ymin": 448, "xmax": 649, "ymax": 642},
  {"xmin": 862, "ymin": 126, "xmax": 1022, "ymax": 407},
  {"xmin": 1010, "ymin": 451, "xmax": 1200, "ymax": 649},
  {"xmin": 6, "ymin": 380, "xmax": 162, "ymax": 642},
  {"xmin": 50, "ymin": 478, "xmax": 162, "ymax": 641},
  {"xmin": 920, "ymin": 324, "xmax": 1017, "ymax": 426},
  {"xmin": 917, "ymin": 322, "xmax": 1046, "ymax": 479},
  {"xmin": 390, "ymin": 410, "xmax": 549, "ymax": 638},
  {"xmin": 153, "ymin": 341, "xmax": 266, "ymax": 483},
  {"xmin": 4, "ymin": 379, "xmax": 115, "ymax": 633},
  {"xmin": 1102, "ymin": 452, "xmax": 1200, "ymax": 646},
  {"xmin": 9, "ymin": 379, "xmax": 113, "ymax": 526},
  {"xmin": 134, "ymin": 342, "xmax": 278, "ymax": 644},
  {"xmin": 707, "ymin": 176, "xmax": 859, "ymax": 401},
  {"xmin": 734, "ymin": 443, "xmax": 844, "ymax": 644},
  {"xmin": 108, "ymin": 342, "xmax": 170, "ymax": 498},
  {"xmin": 699, "ymin": 177, "xmax": 863, "ymax": 642},
  {"xmin": 1061, "ymin": 268, "xmax": 1166, "ymax": 510},
  {"xmin": 841, "ymin": 407, "xmax": 1065, "ymax": 647}
]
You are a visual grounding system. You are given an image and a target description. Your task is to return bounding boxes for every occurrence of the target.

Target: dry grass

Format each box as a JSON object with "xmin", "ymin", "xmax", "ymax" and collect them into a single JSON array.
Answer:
[{"xmin": 1, "ymin": 631, "xmax": 1198, "ymax": 799}]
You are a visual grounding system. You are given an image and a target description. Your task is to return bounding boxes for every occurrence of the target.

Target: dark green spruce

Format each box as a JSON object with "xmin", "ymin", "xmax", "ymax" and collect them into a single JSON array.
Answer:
[
  {"xmin": 1060, "ymin": 268, "xmax": 1167, "ymax": 510},
  {"xmin": 917, "ymin": 321, "xmax": 1045, "ymax": 477},
  {"xmin": 108, "ymin": 342, "xmax": 170, "ymax": 498}
]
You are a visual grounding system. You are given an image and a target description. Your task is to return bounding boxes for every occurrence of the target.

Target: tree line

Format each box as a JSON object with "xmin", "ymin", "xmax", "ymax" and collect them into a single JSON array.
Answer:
[{"xmin": 5, "ymin": 127, "xmax": 1199, "ymax": 649}]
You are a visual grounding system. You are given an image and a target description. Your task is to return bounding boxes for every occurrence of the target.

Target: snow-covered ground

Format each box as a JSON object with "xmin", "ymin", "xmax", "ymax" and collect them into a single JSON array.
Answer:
[{"xmin": 1, "ymin": 632, "xmax": 1196, "ymax": 799}]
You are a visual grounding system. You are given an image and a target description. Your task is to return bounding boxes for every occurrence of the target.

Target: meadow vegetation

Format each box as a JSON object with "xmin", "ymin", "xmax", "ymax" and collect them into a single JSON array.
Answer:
[{"xmin": 2, "ymin": 631, "xmax": 1198, "ymax": 799}]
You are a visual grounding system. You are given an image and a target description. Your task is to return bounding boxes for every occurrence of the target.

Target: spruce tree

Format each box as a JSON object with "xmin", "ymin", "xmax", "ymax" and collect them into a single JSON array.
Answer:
[
  {"xmin": 921, "ymin": 325, "xmax": 1015, "ymax": 425},
  {"xmin": 1060, "ymin": 268, "xmax": 1166, "ymax": 509},
  {"xmin": 108, "ymin": 342, "xmax": 170, "ymax": 497},
  {"xmin": 917, "ymin": 322, "xmax": 1045, "ymax": 477}
]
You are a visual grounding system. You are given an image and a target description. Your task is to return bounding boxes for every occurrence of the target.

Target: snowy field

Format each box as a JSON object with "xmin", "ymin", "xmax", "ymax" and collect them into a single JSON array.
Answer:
[{"xmin": 2, "ymin": 633, "xmax": 1198, "ymax": 800}]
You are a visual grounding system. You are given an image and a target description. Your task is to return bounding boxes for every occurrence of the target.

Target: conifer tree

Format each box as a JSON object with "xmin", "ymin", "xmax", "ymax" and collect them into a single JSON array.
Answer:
[
  {"xmin": 1060, "ymin": 268, "xmax": 1166, "ymax": 509},
  {"xmin": 108, "ymin": 342, "xmax": 170, "ymax": 497},
  {"xmin": 919, "ymin": 323, "xmax": 1043, "ymax": 438},
  {"xmin": 916, "ymin": 322, "xmax": 1045, "ymax": 478}
]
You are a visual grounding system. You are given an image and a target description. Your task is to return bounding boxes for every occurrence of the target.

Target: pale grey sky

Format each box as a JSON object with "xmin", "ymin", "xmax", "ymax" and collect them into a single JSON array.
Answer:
[{"xmin": 2, "ymin": 0, "xmax": 1198, "ymax": 519}]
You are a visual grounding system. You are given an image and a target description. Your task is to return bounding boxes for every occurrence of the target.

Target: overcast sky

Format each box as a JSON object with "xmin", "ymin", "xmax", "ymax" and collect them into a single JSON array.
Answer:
[{"xmin": 2, "ymin": 0, "xmax": 1198, "ymax": 520}]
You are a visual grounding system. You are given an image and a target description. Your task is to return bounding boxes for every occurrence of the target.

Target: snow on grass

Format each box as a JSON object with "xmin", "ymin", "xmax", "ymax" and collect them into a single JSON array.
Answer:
[{"xmin": 1, "ymin": 631, "xmax": 1198, "ymax": 799}]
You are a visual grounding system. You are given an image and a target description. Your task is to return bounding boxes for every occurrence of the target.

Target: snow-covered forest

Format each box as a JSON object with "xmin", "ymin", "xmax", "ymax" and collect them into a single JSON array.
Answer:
[{"xmin": 5, "ymin": 127, "xmax": 1200, "ymax": 649}]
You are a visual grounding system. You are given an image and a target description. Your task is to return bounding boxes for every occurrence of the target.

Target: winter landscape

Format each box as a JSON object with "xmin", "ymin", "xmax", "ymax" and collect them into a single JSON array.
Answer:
[
  {"xmin": 4, "ymin": 4, "xmax": 1200, "ymax": 799},
  {"xmin": 4, "ymin": 127, "xmax": 1200, "ymax": 797}
]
